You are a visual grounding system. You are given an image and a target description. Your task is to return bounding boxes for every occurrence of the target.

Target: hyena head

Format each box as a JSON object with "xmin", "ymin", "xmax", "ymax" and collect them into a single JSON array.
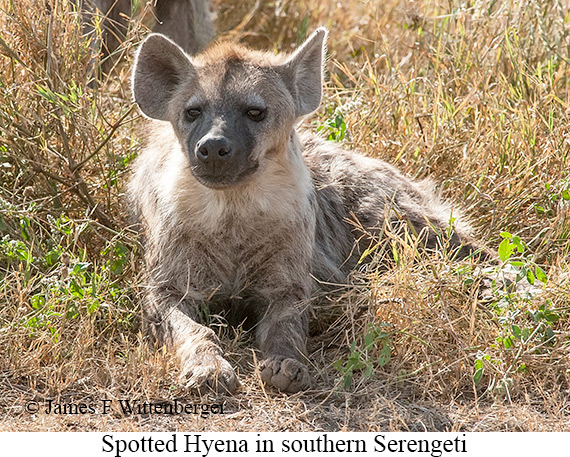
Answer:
[{"xmin": 132, "ymin": 28, "xmax": 327, "ymax": 189}]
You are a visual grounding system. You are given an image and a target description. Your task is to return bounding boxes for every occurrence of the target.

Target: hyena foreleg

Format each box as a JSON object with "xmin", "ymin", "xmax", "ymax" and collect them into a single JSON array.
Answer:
[
  {"xmin": 145, "ymin": 287, "xmax": 239, "ymax": 393},
  {"xmin": 256, "ymin": 303, "xmax": 311, "ymax": 394},
  {"xmin": 248, "ymin": 223, "xmax": 315, "ymax": 393}
]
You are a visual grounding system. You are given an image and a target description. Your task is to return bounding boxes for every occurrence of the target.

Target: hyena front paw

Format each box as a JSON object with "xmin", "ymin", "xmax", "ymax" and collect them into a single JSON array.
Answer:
[
  {"xmin": 180, "ymin": 352, "xmax": 239, "ymax": 394},
  {"xmin": 259, "ymin": 356, "xmax": 311, "ymax": 393}
]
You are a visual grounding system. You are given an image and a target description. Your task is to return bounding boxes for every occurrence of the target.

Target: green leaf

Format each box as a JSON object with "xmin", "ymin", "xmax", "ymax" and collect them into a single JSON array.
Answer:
[
  {"xmin": 20, "ymin": 218, "xmax": 31, "ymax": 241},
  {"xmin": 16, "ymin": 245, "xmax": 33, "ymax": 264},
  {"xmin": 73, "ymin": 262, "xmax": 91, "ymax": 274},
  {"xmin": 377, "ymin": 343, "xmax": 391, "ymax": 367},
  {"xmin": 69, "ymin": 279, "xmax": 84, "ymax": 298},
  {"xmin": 364, "ymin": 332, "xmax": 374, "ymax": 350},
  {"xmin": 544, "ymin": 327, "xmax": 555, "ymax": 343},
  {"xmin": 526, "ymin": 269, "xmax": 535, "ymax": 285},
  {"xmin": 473, "ymin": 368, "xmax": 483, "ymax": 384},
  {"xmin": 334, "ymin": 114, "xmax": 344, "ymax": 128},
  {"xmin": 332, "ymin": 359, "xmax": 344, "ymax": 372},
  {"xmin": 30, "ymin": 294, "xmax": 45, "ymax": 310},
  {"xmin": 544, "ymin": 311, "xmax": 560, "ymax": 323},
  {"xmin": 87, "ymin": 300, "xmax": 100, "ymax": 314},
  {"xmin": 512, "ymin": 324, "xmax": 522, "ymax": 339},
  {"xmin": 343, "ymin": 371, "xmax": 353, "ymax": 388},
  {"xmin": 517, "ymin": 266, "xmax": 528, "ymax": 283},
  {"xmin": 498, "ymin": 238, "xmax": 513, "ymax": 261},
  {"xmin": 44, "ymin": 250, "xmax": 60, "ymax": 267},
  {"xmin": 509, "ymin": 260, "xmax": 525, "ymax": 267},
  {"xmin": 535, "ymin": 265, "xmax": 547, "ymax": 284},
  {"xmin": 512, "ymin": 236, "xmax": 525, "ymax": 253},
  {"xmin": 532, "ymin": 309, "xmax": 544, "ymax": 322},
  {"xmin": 521, "ymin": 327, "xmax": 531, "ymax": 340}
]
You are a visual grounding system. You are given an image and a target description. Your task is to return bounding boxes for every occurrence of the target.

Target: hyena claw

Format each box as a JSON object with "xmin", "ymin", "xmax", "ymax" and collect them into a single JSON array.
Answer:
[
  {"xmin": 260, "ymin": 356, "xmax": 312, "ymax": 394},
  {"xmin": 180, "ymin": 351, "xmax": 239, "ymax": 394}
]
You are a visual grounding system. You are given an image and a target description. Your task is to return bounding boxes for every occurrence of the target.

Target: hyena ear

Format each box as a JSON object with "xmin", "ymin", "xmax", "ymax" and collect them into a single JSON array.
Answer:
[
  {"xmin": 279, "ymin": 27, "xmax": 328, "ymax": 117},
  {"xmin": 132, "ymin": 33, "xmax": 196, "ymax": 121}
]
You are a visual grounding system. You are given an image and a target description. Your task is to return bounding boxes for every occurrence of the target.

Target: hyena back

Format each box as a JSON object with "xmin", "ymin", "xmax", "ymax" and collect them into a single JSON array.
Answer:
[{"xmin": 130, "ymin": 28, "xmax": 484, "ymax": 393}]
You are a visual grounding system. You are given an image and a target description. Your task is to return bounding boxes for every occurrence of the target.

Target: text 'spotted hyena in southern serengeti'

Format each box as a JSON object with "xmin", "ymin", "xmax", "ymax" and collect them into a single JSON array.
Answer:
[{"xmin": 130, "ymin": 28, "xmax": 488, "ymax": 394}]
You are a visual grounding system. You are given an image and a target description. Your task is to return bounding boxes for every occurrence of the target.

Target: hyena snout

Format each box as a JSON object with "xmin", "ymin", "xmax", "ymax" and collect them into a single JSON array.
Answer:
[
  {"xmin": 190, "ymin": 135, "xmax": 259, "ymax": 188},
  {"xmin": 196, "ymin": 136, "xmax": 232, "ymax": 162}
]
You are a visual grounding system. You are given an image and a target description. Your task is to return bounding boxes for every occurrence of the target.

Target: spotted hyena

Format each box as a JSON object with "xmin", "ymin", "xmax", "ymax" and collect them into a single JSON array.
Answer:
[{"xmin": 130, "ymin": 28, "xmax": 485, "ymax": 394}]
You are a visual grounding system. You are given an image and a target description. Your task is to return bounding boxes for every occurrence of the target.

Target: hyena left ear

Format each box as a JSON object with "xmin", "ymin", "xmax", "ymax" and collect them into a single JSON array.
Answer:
[
  {"xmin": 279, "ymin": 27, "xmax": 328, "ymax": 117},
  {"xmin": 132, "ymin": 33, "xmax": 197, "ymax": 121}
]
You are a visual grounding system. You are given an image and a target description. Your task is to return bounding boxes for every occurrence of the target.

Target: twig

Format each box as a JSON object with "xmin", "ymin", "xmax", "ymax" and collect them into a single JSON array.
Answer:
[{"xmin": 71, "ymin": 105, "xmax": 135, "ymax": 173}]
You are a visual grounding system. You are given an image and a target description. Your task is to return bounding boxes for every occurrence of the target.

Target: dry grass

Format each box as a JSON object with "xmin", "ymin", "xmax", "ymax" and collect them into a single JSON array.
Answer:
[{"xmin": 1, "ymin": 0, "xmax": 569, "ymax": 431}]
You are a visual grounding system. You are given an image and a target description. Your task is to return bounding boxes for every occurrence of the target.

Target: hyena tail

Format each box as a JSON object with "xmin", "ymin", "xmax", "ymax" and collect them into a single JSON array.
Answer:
[{"xmin": 396, "ymin": 180, "xmax": 493, "ymax": 261}]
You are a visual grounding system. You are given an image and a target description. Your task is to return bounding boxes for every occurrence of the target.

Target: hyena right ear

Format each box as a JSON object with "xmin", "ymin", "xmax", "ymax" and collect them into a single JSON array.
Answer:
[
  {"xmin": 132, "ymin": 33, "xmax": 196, "ymax": 121},
  {"xmin": 279, "ymin": 27, "xmax": 328, "ymax": 117}
]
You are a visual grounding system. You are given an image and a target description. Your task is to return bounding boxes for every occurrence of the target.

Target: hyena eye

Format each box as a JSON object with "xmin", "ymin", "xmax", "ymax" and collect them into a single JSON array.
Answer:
[
  {"xmin": 246, "ymin": 108, "xmax": 266, "ymax": 122},
  {"xmin": 185, "ymin": 108, "xmax": 202, "ymax": 121}
]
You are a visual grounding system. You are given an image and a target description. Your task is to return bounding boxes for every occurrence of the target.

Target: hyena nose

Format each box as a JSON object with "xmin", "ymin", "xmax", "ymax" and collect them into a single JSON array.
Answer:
[{"xmin": 196, "ymin": 137, "xmax": 232, "ymax": 163}]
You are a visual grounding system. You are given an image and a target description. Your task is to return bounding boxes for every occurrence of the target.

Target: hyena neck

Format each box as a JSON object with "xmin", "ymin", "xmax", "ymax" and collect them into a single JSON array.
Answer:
[{"xmin": 221, "ymin": 130, "xmax": 312, "ymax": 219}]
